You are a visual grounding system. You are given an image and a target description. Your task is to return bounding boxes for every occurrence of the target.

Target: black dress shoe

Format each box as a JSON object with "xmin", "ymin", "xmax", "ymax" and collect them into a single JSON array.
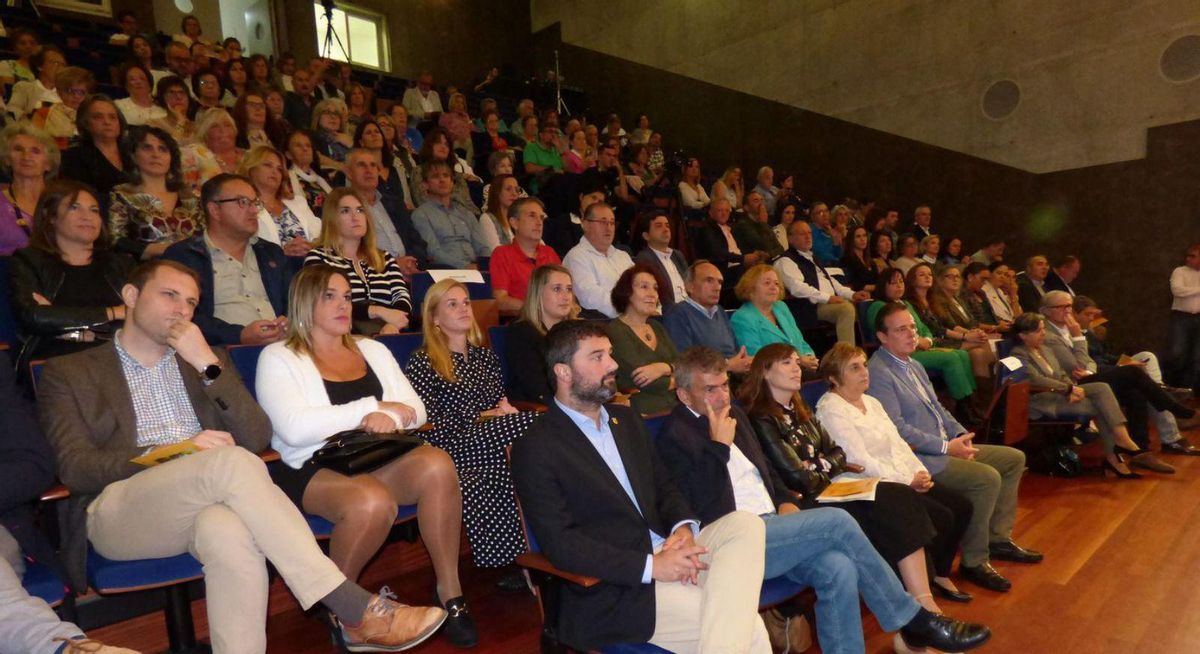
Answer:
[
  {"xmin": 989, "ymin": 539, "xmax": 1044, "ymax": 564},
  {"xmin": 1162, "ymin": 439, "xmax": 1200, "ymax": 455},
  {"xmin": 960, "ymin": 563, "xmax": 1012, "ymax": 592},
  {"xmin": 931, "ymin": 581, "xmax": 973, "ymax": 603},
  {"xmin": 440, "ymin": 596, "xmax": 478, "ymax": 648},
  {"xmin": 1163, "ymin": 385, "xmax": 1195, "ymax": 405},
  {"xmin": 899, "ymin": 608, "xmax": 992, "ymax": 652}
]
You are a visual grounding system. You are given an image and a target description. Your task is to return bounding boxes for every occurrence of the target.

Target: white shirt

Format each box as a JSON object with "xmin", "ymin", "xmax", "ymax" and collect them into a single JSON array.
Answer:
[
  {"xmin": 773, "ymin": 249, "xmax": 854, "ymax": 304},
  {"xmin": 1171, "ymin": 265, "xmax": 1200, "ymax": 314},
  {"xmin": 7, "ymin": 79, "xmax": 59, "ymax": 118},
  {"xmin": 652, "ymin": 247, "xmax": 687, "ymax": 304},
  {"xmin": 815, "ymin": 392, "xmax": 927, "ymax": 484},
  {"xmin": 115, "ymin": 96, "xmax": 168, "ymax": 126},
  {"xmin": 728, "ymin": 443, "xmax": 777, "ymax": 515},
  {"xmin": 981, "ymin": 282, "xmax": 1014, "ymax": 322},
  {"xmin": 563, "ymin": 236, "xmax": 634, "ymax": 318},
  {"xmin": 254, "ymin": 195, "xmax": 323, "ymax": 247}
]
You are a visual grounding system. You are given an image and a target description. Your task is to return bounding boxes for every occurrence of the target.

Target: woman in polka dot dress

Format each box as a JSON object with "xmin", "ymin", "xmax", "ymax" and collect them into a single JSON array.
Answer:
[{"xmin": 405, "ymin": 279, "xmax": 537, "ymax": 572}]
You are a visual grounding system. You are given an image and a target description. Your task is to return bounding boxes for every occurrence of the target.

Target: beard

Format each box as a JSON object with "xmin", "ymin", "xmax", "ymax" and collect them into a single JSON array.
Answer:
[{"xmin": 570, "ymin": 371, "xmax": 618, "ymax": 406}]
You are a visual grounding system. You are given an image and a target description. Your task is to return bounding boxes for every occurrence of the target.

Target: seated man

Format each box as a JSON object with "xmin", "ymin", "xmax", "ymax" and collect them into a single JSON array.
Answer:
[
  {"xmin": 522, "ymin": 123, "xmax": 564, "ymax": 194},
  {"xmin": 867, "ymin": 302, "xmax": 1042, "ymax": 593},
  {"xmin": 511, "ymin": 320, "xmax": 770, "ymax": 653},
  {"xmin": 969, "ymin": 237, "xmax": 1005, "ymax": 265},
  {"xmin": 344, "ymin": 148, "xmax": 426, "ymax": 274},
  {"xmin": 655, "ymin": 347, "xmax": 990, "ymax": 654},
  {"xmin": 1044, "ymin": 255, "xmax": 1080, "ymax": 296},
  {"xmin": 562, "ymin": 202, "xmax": 633, "ymax": 318},
  {"xmin": 694, "ymin": 197, "xmax": 765, "ymax": 306},
  {"xmin": 544, "ymin": 180, "xmax": 606, "ymax": 259},
  {"xmin": 489, "ymin": 196, "xmax": 561, "ymax": 315},
  {"xmin": 663, "ymin": 261, "xmax": 751, "ymax": 375},
  {"xmin": 808, "ymin": 202, "xmax": 843, "ymax": 265},
  {"xmin": 0, "ymin": 359, "xmax": 137, "ymax": 654},
  {"xmin": 410, "ymin": 160, "xmax": 490, "ymax": 269},
  {"xmin": 1016, "ymin": 255, "xmax": 1050, "ymax": 314},
  {"xmin": 634, "ymin": 212, "xmax": 688, "ymax": 309},
  {"xmin": 164, "ymin": 174, "xmax": 290, "ymax": 346},
  {"xmin": 1039, "ymin": 290, "xmax": 1196, "ymax": 471},
  {"xmin": 37, "ymin": 259, "xmax": 446, "ymax": 653},
  {"xmin": 773, "ymin": 220, "xmax": 870, "ymax": 345},
  {"xmin": 401, "ymin": 71, "xmax": 443, "ymax": 122}
]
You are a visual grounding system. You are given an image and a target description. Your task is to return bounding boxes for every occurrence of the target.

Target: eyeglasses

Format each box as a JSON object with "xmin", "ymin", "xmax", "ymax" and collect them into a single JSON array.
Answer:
[
  {"xmin": 1045, "ymin": 304, "xmax": 1072, "ymax": 310},
  {"xmin": 586, "ymin": 218, "xmax": 615, "ymax": 227},
  {"xmin": 64, "ymin": 88, "xmax": 88, "ymax": 97},
  {"xmin": 214, "ymin": 196, "xmax": 264, "ymax": 210}
]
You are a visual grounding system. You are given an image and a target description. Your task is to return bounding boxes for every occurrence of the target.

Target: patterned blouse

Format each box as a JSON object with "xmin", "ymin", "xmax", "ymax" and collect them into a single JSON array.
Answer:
[
  {"xmin": 109, "ymin": 185, "xmax": 203, "ymax": 259},
  {"xmin": 289, "ymin": 166, "xmax": 332, "ymax": 215},
  {"xmin": 180, "ymin": 143, "xmax": 243, "ymax": 198}
]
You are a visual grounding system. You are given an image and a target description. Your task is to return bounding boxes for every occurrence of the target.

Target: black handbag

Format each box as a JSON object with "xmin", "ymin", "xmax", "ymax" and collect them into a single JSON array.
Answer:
[{"xmin": 309, "ymin": 428, "xmax": 424, "ymax": 475}]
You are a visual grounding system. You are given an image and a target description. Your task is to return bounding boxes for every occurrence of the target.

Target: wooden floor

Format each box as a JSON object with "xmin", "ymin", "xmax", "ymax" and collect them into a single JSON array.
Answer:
[{"xmin": 89, "ymin": 432, "xmax": 1200, "ymax": 653}]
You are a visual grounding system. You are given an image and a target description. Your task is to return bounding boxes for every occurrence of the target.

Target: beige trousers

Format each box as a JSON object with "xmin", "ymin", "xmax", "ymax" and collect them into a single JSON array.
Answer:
[
  {"xmin": 648, "ymin": 511, "xmax": 771, "ymax": 654},
  {"xmin": 817, "ymin": 301, "xmax": 858, "ymax": 344},
  {"xmin": 87, "ymin": 447, "xmax": 347, "ymax": 654}
]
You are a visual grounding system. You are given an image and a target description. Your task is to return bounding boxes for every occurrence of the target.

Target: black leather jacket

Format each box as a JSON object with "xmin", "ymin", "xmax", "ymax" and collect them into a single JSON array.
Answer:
[
  {"xmin": 8, "ymin": 246, "xmax": 133, "ymax": 371},
  {"xmin": 750, "ymin": 409, "xmax": 849, "ymax": 501}
]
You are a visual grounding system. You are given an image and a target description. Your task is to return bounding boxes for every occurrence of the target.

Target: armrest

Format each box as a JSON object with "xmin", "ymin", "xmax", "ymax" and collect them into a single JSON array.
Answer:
[
  {"xmin": 258, "ymin": 449, "xmax": 281, "ymax": 463},
  {"xmin": 844, "ymin": 463, "xmax": 866, "ymax": 474},
  {"xmin": 39, "ymin": 484, "xmax": 70, "ymax": 502},
  {"xmin": 511, "ymin": 401, "xmax": 548, "ymax": 413},
  {"xmin": 1029, "ymin": 386, "xmax": 1059, "ymax": 394},
  {"xmin": 515, "ymin": 552, "xmax": 600, "ymax": 588}
]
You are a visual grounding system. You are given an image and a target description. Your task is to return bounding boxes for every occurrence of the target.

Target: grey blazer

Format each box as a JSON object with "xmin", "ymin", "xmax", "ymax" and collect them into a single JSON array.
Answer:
[{"xmin": 1040, "ymin": 325, "xmax": 1097, "ymax": 375}]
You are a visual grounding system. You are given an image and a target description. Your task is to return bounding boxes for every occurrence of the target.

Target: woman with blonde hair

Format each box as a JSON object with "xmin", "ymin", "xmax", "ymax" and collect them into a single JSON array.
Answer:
[
  {"xmin": 237, "ymin": 144, "xmax": 320, "ymax": 255},
  {"xmin": 438, "ymin": 91, "xmax": 474, "ymax": 161},
  {"xmin": 504, "ymin": 264, "xmax": 578, "ymax": 405},
  {"xmin": 404, "ymin": 279, "xmax": 539, "ymax": 587},
  {"xmin": 254, "ymin": 264, "xmax": 475, "ymax": 646},
  {"xmin": 304, "ymin": 187, "xmax": 411, "ymax": 335},
  {"xmin": 711, "ymin": 165, "xmax": 745, "ymax": 211},
  {"xmin": 730, "ymin": 263, "xmax": 818, "ymax": 365},
  {"xmin": 180, "ymin": 108, "xmax": 242, "ymax": 197},
  {"xmin": 311, "ymin": 98, "xmax": 353, "ymax": 174}
]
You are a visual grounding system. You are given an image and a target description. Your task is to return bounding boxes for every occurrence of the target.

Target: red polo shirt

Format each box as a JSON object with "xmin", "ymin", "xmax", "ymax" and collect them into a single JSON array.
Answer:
[{"xmin": 489, "ymin": 242, "xmax": 562, "ymax": 300}]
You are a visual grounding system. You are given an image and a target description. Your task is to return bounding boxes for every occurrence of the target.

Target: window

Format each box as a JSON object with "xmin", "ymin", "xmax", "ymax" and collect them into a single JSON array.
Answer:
[{"xmin": 313, "ymin": 2, "xmax": 388, "ymax": 71}]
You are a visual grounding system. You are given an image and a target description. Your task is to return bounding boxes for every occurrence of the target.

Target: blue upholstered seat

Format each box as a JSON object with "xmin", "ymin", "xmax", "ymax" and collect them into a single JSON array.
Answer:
[
  {"xmin": 22, "ymin": 561, "xmax": 67, "ymax": 607},
  {"xmin": 86, "ymin": 548, "xmax": 203, "ymax": 593}
]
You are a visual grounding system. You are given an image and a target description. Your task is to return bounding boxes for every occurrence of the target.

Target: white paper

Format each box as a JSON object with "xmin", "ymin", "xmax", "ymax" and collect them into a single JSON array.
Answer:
[
  {"xmin": 824, "ymin": 267, "xmax": 845, "ymax": 276},
  {"xmin": 428, "ymin": 269, "xmax": 485, "ymax": 284},
  {"xmin": 999, "ymin": 356, "xmax": 1023, "ymax": 372}
]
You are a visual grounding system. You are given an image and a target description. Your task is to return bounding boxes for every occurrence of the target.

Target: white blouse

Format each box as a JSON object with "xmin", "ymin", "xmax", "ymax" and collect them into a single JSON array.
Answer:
[
  {"xmin": 815, "ymin": 391, "xmax": 927, "ymax": 484},
  {"xmin": 256, "ymin": 338, "xmax": 428, "ymax": 469},
  {"xmin": 115, "ymin": 97, "xmax": 169, "ymax": 126}
]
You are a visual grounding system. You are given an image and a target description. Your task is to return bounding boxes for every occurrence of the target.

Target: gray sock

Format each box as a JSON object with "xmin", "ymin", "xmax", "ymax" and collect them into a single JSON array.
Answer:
[{"xmin": 320, "ymin": 580, "xmax": 374, "ymax": 626}]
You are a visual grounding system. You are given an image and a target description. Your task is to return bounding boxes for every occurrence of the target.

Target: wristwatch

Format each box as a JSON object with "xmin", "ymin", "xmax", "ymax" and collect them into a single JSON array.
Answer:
[{"xmin": 199, "ymin": 362, "xmax": 223, "ymax": 385}]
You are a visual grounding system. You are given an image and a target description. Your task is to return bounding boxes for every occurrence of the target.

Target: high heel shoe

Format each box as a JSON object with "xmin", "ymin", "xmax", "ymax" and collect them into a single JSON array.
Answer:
[
  {"xmin": 1114, "ymin": 445, "xmax": 1144, "ymax": 457},
  {"xmin": 1102, "ymin": 456, "xmax": 1141, "ymax": 479}
]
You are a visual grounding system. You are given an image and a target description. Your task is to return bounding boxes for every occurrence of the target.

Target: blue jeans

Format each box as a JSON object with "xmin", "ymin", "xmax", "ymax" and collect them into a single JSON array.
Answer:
[{"xmin": 763, "ymin": 508, "xmax": 920, "ymax": 654}]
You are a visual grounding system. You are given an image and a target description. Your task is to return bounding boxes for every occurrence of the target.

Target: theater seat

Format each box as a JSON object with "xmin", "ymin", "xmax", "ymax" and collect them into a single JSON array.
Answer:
[
  {"xmin": 22, "ymin": 561, "xmax": 67, "ymax": 607},
  {"xmin": 85, "ymin": 548, "xmax": 206, "ymax": 653},
  {"xmin": 487, "ymin": 325, "xmax": 510, "ymax": 384},
  {"xmin": 800, "ymin": 379, "xmax": 828, "ymax": 408}
]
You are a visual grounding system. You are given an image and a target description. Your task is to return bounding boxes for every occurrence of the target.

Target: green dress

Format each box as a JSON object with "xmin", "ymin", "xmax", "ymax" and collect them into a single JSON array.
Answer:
[
  {"xmin": 605, "ymin": 318, "xmax": 680, "ymax": 415},
  {"xmin": 867, "ymin": 301, "xmax": 976, "ymax": 400}
]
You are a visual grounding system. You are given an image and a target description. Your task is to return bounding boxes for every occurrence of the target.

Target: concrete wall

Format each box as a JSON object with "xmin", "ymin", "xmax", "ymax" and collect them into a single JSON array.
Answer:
[{"xmin": 532, "ymin": 0, "xmax": 1200, "ymax": 174}]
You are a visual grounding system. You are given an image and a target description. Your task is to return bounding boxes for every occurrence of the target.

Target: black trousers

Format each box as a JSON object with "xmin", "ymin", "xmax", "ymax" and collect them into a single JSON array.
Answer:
[{"xmin": 1081, "ymin": 365, "xmax": 1179, "ymax": 448}]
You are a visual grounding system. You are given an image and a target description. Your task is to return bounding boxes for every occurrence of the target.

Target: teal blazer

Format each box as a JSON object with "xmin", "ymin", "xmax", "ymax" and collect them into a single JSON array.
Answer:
[{"xmin": 730, "ymin": 301, "xmax": 815, "ymax": 357}]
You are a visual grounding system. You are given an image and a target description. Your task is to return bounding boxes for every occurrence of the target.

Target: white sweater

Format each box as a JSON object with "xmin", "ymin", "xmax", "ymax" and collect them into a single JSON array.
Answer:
[
  {"xmin": 815, "ymin": 392, "xmax": 927, "ymax": 485},
  {"xmin": 256, "ymin": 339, "xmax": 427, "ymax": 469}
]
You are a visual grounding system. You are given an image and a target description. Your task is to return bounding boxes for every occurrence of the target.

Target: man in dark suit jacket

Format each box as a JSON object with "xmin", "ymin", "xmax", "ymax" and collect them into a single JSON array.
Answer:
[
  {"xmin": 511, "ymin": 321, "xmax": 771, "ymax": 653},
  {"xmin": 635, "ymin": 212, "xmax": 688, "ymax": 309},
  {"xmin": 910, "ymin": 205, "xmax": 935, "ymax": 241},
  {"xmin": 655, "ymin": 347, "xmax": 992, "ymax": 654},
  {"xmin": 36, "ymin": 259, "xmax": 445, "ymax": 652},
  {"xmin": 694, "ymin": 198, "xmax": 767, "ymax": 307},
  {"xmin": 1043, "ymin": 255, "xmax": 1080, "ymax": 296},
  {"xmin": 163, "ymin": 174, "xmax": 292, "ymax": 346},
  {"xmin": 1016, "ymin": 255, "xmax": 1050, "ymax": 315}
]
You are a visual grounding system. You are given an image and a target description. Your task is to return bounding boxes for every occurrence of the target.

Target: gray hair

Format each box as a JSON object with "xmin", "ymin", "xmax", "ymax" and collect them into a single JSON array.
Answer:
[
  {"xmin": 672, "ymin": 346, "xmax": 727, "ymax": 391},
  {"xmin": 0, "ymin": 121, "xmax": 60, "ymax": 177},
  {"xmin": 1040, "ymin": 290, "xmax": 1073, "ymax": 310}
]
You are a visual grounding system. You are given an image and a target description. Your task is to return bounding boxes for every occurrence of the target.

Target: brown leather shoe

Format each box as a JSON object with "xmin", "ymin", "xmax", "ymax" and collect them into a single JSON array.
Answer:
[
  {"xmin": 1130, "ymin": 452, "xmax": 1175, "ymax": 474},
  {"xmin": 55, "ymin": 638, "xmax": 141, "ymax": 653},
  {"xmin": 341, "ymin": 590, "xmax": 448, "ymax": 652}
]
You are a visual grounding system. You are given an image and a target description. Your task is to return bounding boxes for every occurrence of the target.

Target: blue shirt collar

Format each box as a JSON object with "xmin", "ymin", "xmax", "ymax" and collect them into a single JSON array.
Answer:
[
  {"xmin": 555, "ymin": 398, "xmax": 611, "ymax": 433},
  {"xmin": 684, "ymin": 297, "xmax": 720, "ymax": 319}
]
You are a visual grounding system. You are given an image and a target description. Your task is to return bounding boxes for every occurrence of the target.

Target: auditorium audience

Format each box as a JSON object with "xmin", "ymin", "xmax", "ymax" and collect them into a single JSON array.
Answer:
[
  {"xmin": 1168, "ymin": 242, "xmax": 1200, "ymax": 395},
  {"xmin": 606, "ymin": 264, "xmax": 679, "ymax": 415},
  {"xmin": 696, "ymin": 197, "xmax": 765, "ymax": 305},
  {"xmin": 563, "ymin": 202, "xmax": 633, "ymax": 318},
  {"xmin": 343, "ymin": 148, "xmax": 426, "ymax": 274},
  {"xmin": 109, "ymin": 125, "xmax": 202, "ymax": 260},
  {"xmin": 663, "ymin": 261, "xmax": 752, "ymax": 374},
  {"xmin": 678, "ymin": 157, "xmax": 711, "ymax": 210},
  {"xmin": 238, "ymin": 145, "xmax": 320, "ymax": 256},
  {"xmin": 502, "ymin": 264, "xmax": 577, "ymax": 406},
  {"xmin": 731, "ymin": 264, "xmax": 817, "ymax": 364},
  {"xmin": 7, "ymin": 46, "xmax": 65, "ymax": 120},
  {"xmin": 893, "ymin": 234, "xmax": 921, "ymax": 274},
  {"xmin": 0, "ymin": 122, "xmax": 56, "ymax": 255},
  {"xmin": 478, "ymin": 173, "xmax": 517, "ymax": 251},
  {"xmin": 867, "ymin": 302, "xmax": 1041, "ymax": 593},
  {"xmin": 221, "ymin": 59, "xmax": 249, "ymax": 109},
  {"xmin": 808, "ymin": 202, "xmax": 844, "ymax": 265},
  {"xmin": 350, "ymin": 119, "xmax": 407, "ymax": 206},
  {"xmin": 870, "ymin": 230, "xmax": 894, "ymax": 272},
  {"xmin": 772, "ymin": 201, "xmax": 797, "ymax": 251},
  {"xmin": 60, "ymin": 96, "xmax": 131, "ymax": 203},
  {"xmin": 232, "ymin": 90, "xmax": 285, "ymax": 150},
  {"xmin": 411, "ymin": 160, "xmax": 490, "ymax": 269},
  {"xmin": 162, "ymin": 42, "xmax": 195, "ymax": 90},
  {"xmin": 253, "ymin": 265, "xmax": 475, "ymax": 647},
  {"xmin": 774, "ymin": 220, "xmax": 868, "ymax": 345},
  {"xmin": 411, "ymin": 127, "xmax": 481, "ymax": 214},
  {"xmin": 753, "ymin": 166, "xmax": 779, "ymax": 216},
  {"xmin": 405, "ymin": 279, "xmax": 538, "ymax": 584},
  {"xmin": 931, "ymin": 264, "xmax": 1003, "ymax": 336},
  {"xmin": 734, "ymin": 194, "xmax": 784, "ymax": 261},
  {"xmin": 960, "ymin": 262, "xmax": 1007, "ymax": 329},
  {"xmin": 311, "ymin": 99, "xmax": 353, "ymax": 173},
  {"xmin": 711, "ymin": 166, "xmax": 745, "ymax": 211},
  {"xmin": 284, "ymin": 68, "xmax": 318, "ymax": 132},
  {"xmin": 115, "ymin": 62, "xmax": 167, "ymax": 127},
  {"xmin": 180, "ymin": 108, "xmax": 242, "ymax": 197},
  {"xmin": 919, "ymin": 235, "xmax": 940, "ymax": 265},
  {"xmin": 940, "ymin": 236, "xmax": 965, "ymax": 266},
  {"xmin": 970, "ymin": 238, "xmax": 1006, "ymax": 264},
  {"xmin": 163, "ymin": 174, "xmax": 291, "ymax": 345},
  {"xmin": 911, "ymin": 205, "xmax": 935, "ymax": 240},
  {"xmin": 190, "ymin": 70, "xmax": 224, "ymax": 115},
  {"xmin": 38, "ymin": 257, "xmax": 446, "ymax": 652}
]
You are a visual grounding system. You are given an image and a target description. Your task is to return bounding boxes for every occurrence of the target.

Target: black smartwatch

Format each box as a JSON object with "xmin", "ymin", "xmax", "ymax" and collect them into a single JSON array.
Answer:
[{"xmin": 200, "ymin": 363, "xmax": 223, "ymax": 385}]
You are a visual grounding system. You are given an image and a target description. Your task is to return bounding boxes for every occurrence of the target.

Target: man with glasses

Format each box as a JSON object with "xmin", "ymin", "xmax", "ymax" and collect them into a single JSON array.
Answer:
[
  {"xmin": 563, "ymin": 202, "xmax": 633, "ymax": 318},
  {"xmin": 489, "ymin": 196, "xmax": 561, "ymax": 315},
  {"xmin": 163, "ymin": 42, "xmax": 195, "ymax": 95},
  {"xmin": 164, "ymin": 174, "xmax": 291, "ymax": 345},
  {"xmin": 1038, "ymin": 290, "xmax": 1197, "ymax": 472}
]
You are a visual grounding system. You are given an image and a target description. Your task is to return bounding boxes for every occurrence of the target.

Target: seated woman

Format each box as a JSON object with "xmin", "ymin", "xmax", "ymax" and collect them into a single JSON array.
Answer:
[
  {"xmin": 60, "ymin": 96, "xmax": 131, "ymax": 204},
  {"xmin": 605, "ymin": 264, "xmax": 679, "ymax": 415},
  {"xmin": 189, "ymin": 70, "xmax": 225, "ymax": 116},
  {"xmin": 919, "ymin": 235, "xmax": 941, "ymax": 266},
  {"xmin": 932, "ymin": 263, "xmax": 1003, "ymax": 334},
  {"xmin": 480, "ymin": 150, "xmax": 526, "ymax": 208},
  {"xmin": 479, "ymin": 173, "xmax": 519, "ymax": 252},
  {"xmin": 0, "ymin": 123, "xmax": 56, "ymax": 255},
  {"xmin": 286, "ymin": 129, "xmax": 333, "ymax": 213},
  {"xmin": 941, "ymin": 236, "xmax": 966, "ymax": 266},
  {"xmin": 221, "ymin": 58, "xmax": 249, "ymax": 109},
  {"xmin": 730, "ymin": 264, "xmax": 818, "ymax": 367},
  {"xmin": 109, "ymin": 125, "xmax": 202, "ymax": 260},
  {"xmin": 9, "ymin": 180, "xmax": 134, "ymax": 372},
  {"xmin": 711, "ymin": 165, "xmax": 745, "ymax": 214},
  {"xmin": 238, "ymin": 144, "xmax": 320, "ymax": 256},
  {"xmin": 38, "ymin": 66, "xmax": 93, "ymax": 147},
  {"xmin": 438, "ymin": 92, "xmax": 474, "ymax": 162},
  {"xmin": 472, "ymin": 110, "xmax": 510, "ymax": 174},
  {"xmin": 149, "ymin": 75, "xmax": 196, "ymax": 147},
  {"xmin": 405, "ymin": 279, "xmax": 539, "ymax": 588},
  {"xmin": 232, "ymin": 90, "xmax": 286, "ymax": 150},
  {"xmin": 412, "ymin": 127, "xmax": 482, "ymax": 215},
  {"xmin": 868, "ymin": 268, "xmax": 977, "ymax": 406},
  {"xmin": 0, "ymin": 27, "xmax": 39, "ymax": 85},
  {"xmin": 180, "ymin": 109, "xmax": 243, "ymax": 198},
  {"xmin": 352, "ymin": 119, "xmax": 406, "ymax": 204},
  {"xmin": 7, "ymin": 46, "xmax": 65, "ymax": 120},
  {"xmin": 893, "ymin": 234, "xmax": 921, "ymax": 274},
  {"xmin": 375, "ymin": 113, "xmax": 419, "ymax": 210},
  {"xmin": 1009, "ymin": 313, "xmax": 1144, "ymax": 478},
  {"xmin": 560, "ymin": 125, "xmax": 588, "ymax": 174},
  {"xmin": 906, "ymin": 263, "xmax": 995, "ymax": 383},
  {"xmin": 311, "ymin": 98, "xmax": 354, "ymax": 175},
  {"xmin": 811, "ymin": 343, "xmax": 975, "ymax": 606},
  {"xmin": 840, "ymin": 224, "xmax": 878, "ymax": 292},
  {"xmin": 504, "ymin": 264, "xmax": 578, "ymax": 405},
  {"xmin": 114, "ymin": 62, "xmax": 167, "ymax": 126},
  {"xmin": 304, "ymin": 188, "xmax": 411, "ymax": 335},
  {"xmin": 677, "ymin": 157, "xmax": 710, "ymax": 211},
  {"xmin": 254, "ymin": 265, "xmax": 475, "ymax": 647},
  {"xmin": 870, "ymin": 230, "xmax": 894, "ymax": 273},
  {"xmin": 772, "ymin": 201, "xmax": 797, "ymax": 252},
  {"xmin": 345, "ymin": 82, "xmax": 372, "ymax": 129}
]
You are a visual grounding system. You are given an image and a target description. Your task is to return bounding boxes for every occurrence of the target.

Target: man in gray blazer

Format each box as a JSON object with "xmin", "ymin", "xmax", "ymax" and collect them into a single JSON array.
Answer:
[
  {"xmin": 866, "ymin": 302, "xmax": 1040, "ymax": 593},
  {"xmin": 37, "ymin": 259, "xmax": 446, "ymax": 653}
]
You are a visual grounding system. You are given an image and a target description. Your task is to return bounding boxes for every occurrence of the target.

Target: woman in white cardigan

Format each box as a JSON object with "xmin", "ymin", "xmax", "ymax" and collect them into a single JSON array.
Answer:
[{"xmin": 255, "ymin": 264, "xmax": 477, "ymax": 647}]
